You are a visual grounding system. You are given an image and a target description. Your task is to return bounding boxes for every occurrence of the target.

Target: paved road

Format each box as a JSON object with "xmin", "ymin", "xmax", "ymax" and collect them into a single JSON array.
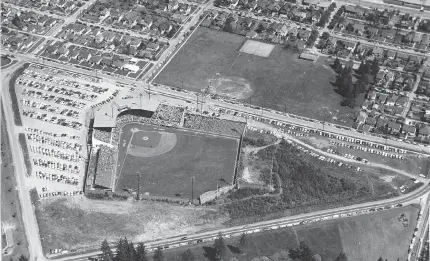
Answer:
[
  {"xmin": 52, "ymin": 181, "xmax": 430, "ymax": 261},
  {"xmin": 1, "ymin": 61, "xmax": 45, "ymax": 261},
  {"xmin": 410, "ymin": 195, "xmax": 430, "ymax": 261}
]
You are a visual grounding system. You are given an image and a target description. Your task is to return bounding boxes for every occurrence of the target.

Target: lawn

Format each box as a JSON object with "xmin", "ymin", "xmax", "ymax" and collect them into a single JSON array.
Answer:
[
  {"xmin": 1, "ymin": 111, "xmax": 29, "ymax": 260},
  {"xmin": 154, "ymin": 27, "xmax": 356, "ymax": 123},
  {"xmin": 35, "ymin": 197, "xmax": 227, "ymax": 254},
  {"xmin": 161, "ymin": 205, "xmax": 420, "ymax": 261},
  {"xmin": 1, "ymin": 56, "xmax": 11, "ymax": 66},
  {"xmin": 114, "ymin": 123, "xmax": 239, "ymax": 200}
]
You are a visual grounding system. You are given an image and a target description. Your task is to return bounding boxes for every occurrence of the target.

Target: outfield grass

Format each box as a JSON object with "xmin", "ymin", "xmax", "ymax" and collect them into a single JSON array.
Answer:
[
  {"xmin": 115, "ymin": 123, "xmax": 239, "ymax": 199},
  {"xmin": 161, "ymin": 205, "xmax": 420, "ymax": 261},
  {"xmin": 154, "ymin": 27, "xmax": 356, "ymax": 123}
]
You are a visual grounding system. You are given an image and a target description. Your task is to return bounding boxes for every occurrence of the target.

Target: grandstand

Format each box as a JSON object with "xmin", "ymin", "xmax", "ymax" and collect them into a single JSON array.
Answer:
[
  {"xmin": 85, "ymin": 149, "xmax": 98, "ymax": 190},
  {"xmin": 183, "ymin": 113, "xmax": 246, "ymax": 138}
]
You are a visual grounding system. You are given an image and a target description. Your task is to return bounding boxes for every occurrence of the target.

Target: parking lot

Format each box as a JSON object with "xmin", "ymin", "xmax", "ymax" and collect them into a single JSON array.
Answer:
[{"xmin": 15, "ymin": 63, "xmax": 122, "ymax": 199}]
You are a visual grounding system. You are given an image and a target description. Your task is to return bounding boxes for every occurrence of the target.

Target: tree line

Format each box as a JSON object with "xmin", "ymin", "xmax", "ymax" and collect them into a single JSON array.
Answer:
[
  {"xmin": 332, "ymin": 57, "xmax": 379, "ymax": 108},
  {"xmin": 99, "ymin": 236, "xmax": 399, "ymax": 261}
]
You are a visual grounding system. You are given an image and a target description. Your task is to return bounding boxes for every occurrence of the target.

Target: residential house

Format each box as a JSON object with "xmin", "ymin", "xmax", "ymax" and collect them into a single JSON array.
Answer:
[
  {"xmin": 387, "ymin": 121, "xmax": 401, "ymax": 135},
  {"xmin": 402, "ymin": 124, "xmax": 416, "ymax": 138},
  {"xmin": 386, "ymin": 94, "xmax": 398, "ymax": 106},
  {"xmin": 373, "ymin": 46, "xmax": 384, "ymax": 57},
  {"xmin": 356, "ymin": 110, "xmax": 368, "ymax": 124},
  {"xmin": 353, "ymin": 23, "xmax": 365, "ymax": 35},
  {"xmin": 413, "ymin": 33, "xmax": 423, "ymax": 43},
  {"xmin": 396, "ymin": 52, "xmax": 409, "ymax": 63},
  {"xmin": 386, "ymin": 50, "xmax": 396, "ymax": 59},
  {"xmin": 365, "ymin": 117, "xmax": 377, "ymax": 127},
  {"xmin": 418, "ymin": 125, "xmax": 430, "ymax": 139}
]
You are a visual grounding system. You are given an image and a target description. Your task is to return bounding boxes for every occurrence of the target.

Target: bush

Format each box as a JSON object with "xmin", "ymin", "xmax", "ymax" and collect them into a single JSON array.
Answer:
[
  {"xmin": 85, "ymin": 190, "xmax": 129, "ymax": 200},
  {"xmin": 8, "ymin": 63, "xmax": 29, "ymax": 126},
  {"xmin": 18, "ymin": 133, "xmax": 31, "ymax": 176}
]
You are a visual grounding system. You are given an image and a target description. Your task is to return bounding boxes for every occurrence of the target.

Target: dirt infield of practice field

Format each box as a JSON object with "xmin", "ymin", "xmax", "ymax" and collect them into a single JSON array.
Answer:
[
  {"xmin": 239, "ymin": 40, "xmax": 275, "ymax": 57},
  {"xmin": 114, "ymin": 123, "xmax": 239, "ymax": 199}
]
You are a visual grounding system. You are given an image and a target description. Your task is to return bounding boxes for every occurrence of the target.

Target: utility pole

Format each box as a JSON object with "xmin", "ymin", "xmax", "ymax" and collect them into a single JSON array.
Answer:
[
  {"xmin": 136, "ymin": 172, "xmax": 141, "ymax": 200},
  {"xmin": 191, "ymin": 176, "xmax": 195, "ymax": 204}
]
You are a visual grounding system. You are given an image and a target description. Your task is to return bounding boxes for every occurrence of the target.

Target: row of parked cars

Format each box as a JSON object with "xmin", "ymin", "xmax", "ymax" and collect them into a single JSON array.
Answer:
[
  {"xmin": 26, "ymin": 133, "xmax": 83, "ymax": 152},
  {"xmin": 30, "ymin": 63, "xmax": 101, "ymax": 83},
  {"xmin": 18, "ymin": 77, "xmax": 99, "ymax": 101},
  {"xmin": 36, "ymin": 170, "xmax": 79, "ymax": 186},
  {"xmin": 23, "ymin": 109, "xmax": 83, "ymax": 130},
  {"xmin": 22, "ymin": 88, "xmax": 86, "ymax": 110},
  {"xmin": 25, "ymin": 127, "xmax": 81, "ymax": 140},
  {"xmin": 21, "ymin": 98, "xmax": 80, "ymax": 118},
  {"xmin": 30, "ymin": 145, "xmax": 81, "ymax": 162},
  {"xmin": 39, "ymin": 190, "xmax": 83, "ymax": 199},
  {"xmin": 32, "ymin": 157, "xmax": 80, "ymax": 174}
]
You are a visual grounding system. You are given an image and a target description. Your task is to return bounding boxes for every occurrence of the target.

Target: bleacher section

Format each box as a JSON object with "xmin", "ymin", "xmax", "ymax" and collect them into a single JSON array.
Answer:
[
  {"xmin": 85, "ymin": 149, "xmax": 98, "ymax": 189},
  {"xmin": 93, "ymin": 128, "xmax": 112, "ymax": 143},
  {"xmin": 94, "ymin": 145, "xmax": 116, "ymax": 189},
  {"xmin": 183, "ymin": 113, "xmax": 246, "ymax": 138}
]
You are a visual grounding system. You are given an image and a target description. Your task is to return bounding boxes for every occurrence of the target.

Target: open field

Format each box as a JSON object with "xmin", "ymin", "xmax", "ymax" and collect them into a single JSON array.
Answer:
[
  {"xmin": 1, "ymin": 111, "xmax": 29, "ymax": 260},
  {"xmin": 161, "ymin": 205, "xmax": 420, "ymax": 261},
  {"xmin": 35, "ymin": 197, "xmax": 227, "ymax": 254},
  {"xmin": 115, "ymin": 123, "xmax": 239, "ymax": 199},
  {"xmin": 1, "ymin": 56, "xmax": 11, "ymax": 66},
  {"xmin": 154, "ymin": 27, "xmax": 356, "ymax": 124}
]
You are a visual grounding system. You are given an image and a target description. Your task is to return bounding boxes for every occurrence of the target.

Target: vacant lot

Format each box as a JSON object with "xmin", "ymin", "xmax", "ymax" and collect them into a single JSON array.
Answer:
[
  {"xmin": 35, "ymin": 197, "xmax": 227, "ymax": 254},
  {"xmin": 1, "ymin": 111, "xmax": 29, "ymax": 260},
  {"xmin": 162, "ymin": 205, "xmax": 420, "ymax": 261},
  {"xmin": 154, "ymin": 27, "xmax": 356, "ymax": 123},
  {"xmin": 115, "ymin": 123, "xmax": 239, "ymax": 199}
]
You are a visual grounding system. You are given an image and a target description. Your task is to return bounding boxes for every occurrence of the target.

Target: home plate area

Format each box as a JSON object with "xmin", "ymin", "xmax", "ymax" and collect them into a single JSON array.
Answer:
[{"xmin": 128, "ymin": 130, "xmax": 177, "ymax": 158}]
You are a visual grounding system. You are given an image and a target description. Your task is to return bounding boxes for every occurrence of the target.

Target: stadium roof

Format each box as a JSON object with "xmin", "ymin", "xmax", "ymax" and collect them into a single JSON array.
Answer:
[
  {"xmin": 400, "ymin": 0, "xmax": 430, "ymax": 6},
  {"xmin": 93, "ymin": 97, "xmax": 160, "ymax": 128}
]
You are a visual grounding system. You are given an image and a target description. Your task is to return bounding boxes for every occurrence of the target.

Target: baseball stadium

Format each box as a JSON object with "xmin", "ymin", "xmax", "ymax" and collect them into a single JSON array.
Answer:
[{"xmin": 84, "ymin": 98, "xmax": 246, "ymax": 204}]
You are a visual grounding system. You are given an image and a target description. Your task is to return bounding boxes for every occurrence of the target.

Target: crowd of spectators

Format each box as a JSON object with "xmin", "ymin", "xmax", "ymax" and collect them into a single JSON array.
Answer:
[
  {"xmin": 183, "ymin": 113, "xmax": 246, "ymax": 137},
  {"xmin": 93, "ymin": 128, "xmax": 112, "ymax": 143},
  {"xmin": 26, "ymin": 133, "xmax": 82, "ymax": 152},
  {"xmin": 32, "ymin": 157, "xmax": 80, "ymax": 174},
  {"xmin": 36, "ymin": 170, "xmax": 79, "ymax": 186},
  {"xmin": 96, "ymin": 145, "xmax": 116, "ymax": 172},
  {"xmin": 85, "ymin": 150, "xmax": 98, "ymax": 188},
  {"xmin": 30, "ymin": 145, "xmax": 80, "ymax": 162},
  {"xmin": 152, "ymin": 104, "xmax": 184, "ymax": 124}
]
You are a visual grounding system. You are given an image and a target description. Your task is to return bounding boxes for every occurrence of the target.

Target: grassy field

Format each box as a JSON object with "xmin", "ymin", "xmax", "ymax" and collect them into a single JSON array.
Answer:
[
  {"xmin": 1, "ymin": 111, "xmax": 29, "ymax": 260},
  {"xmin": 154, "ymin": 27, "xmax": 356, "ymax": 123},
  {"xmin": 115, "ymin": 123, "xmax": 239, "ymax": 200},
  {"xmin": 35, "ymin": 197, "xmax": 227, "ymax": 254},
  {"xmin": 161, "ymin": 205, "xmax": 420, "ymax": 261}
]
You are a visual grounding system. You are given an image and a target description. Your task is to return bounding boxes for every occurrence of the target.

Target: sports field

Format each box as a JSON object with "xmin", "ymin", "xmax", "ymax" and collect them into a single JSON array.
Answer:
[
  {"xmin": 114, "ymin": 123, "xmax": 239, "ymax": 199},
  {"xmin": 154, "ymin": 27, "xmax": 355, "ymax": 123}
]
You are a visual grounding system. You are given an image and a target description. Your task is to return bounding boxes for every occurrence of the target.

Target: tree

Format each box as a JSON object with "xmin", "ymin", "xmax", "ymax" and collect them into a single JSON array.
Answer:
[
  {"xmin": 115, "ymin": 238, "xmax": 127, "ymax": 261},
  {"xmin": 371, "ymin": 61, "xmax": 380, "ymax": 76},
  {"xmin": 153, "ymin": 247, "xmax": 164, "ymax": 261},
  {"xmin": 238, "ymin": 233, "xmax": 247, "ymax": 252},
  {"xmin": 377, "ymin": 258, "xmax": 384, "ymax": 261},
  {"xmin": 18, "ymin": 255, "xmax": 28, "ymax": 261},
  {"xmin": 334, "ymin": 252, "xmax": 347, "ymax": 261},
  {"xmin": 136, "ymin": 242, "xmax": 148, "ymax": 261},
  {"xmin": 127, "ymin": 241, "xmax": 136, "ymax": 261},
  {"xmin": 180, "ymin": 249, "xmax": 196, "ymax": 261},
  {"xmin": 333, "ymin": 58, "xmax": 341, "ymax": 73},
  {"xmin": 101, "ymin": 239, "xmax": 114, "ymax": 261},
  {"xmin": 289, "ymin": 241, "xmax": 313, "ymax": 261},
  {"xmin": 214, "ymin": 232, "xmax": 228, "ymax": 261}
]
